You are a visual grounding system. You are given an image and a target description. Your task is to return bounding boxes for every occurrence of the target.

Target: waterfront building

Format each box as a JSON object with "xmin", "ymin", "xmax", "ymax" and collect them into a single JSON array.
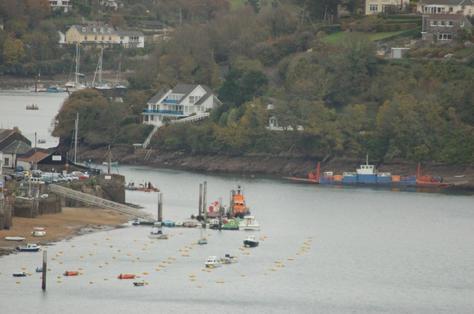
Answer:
[
  {"xmin": 142, "ymin": 84, "xmax": 221, "ymax": 127},
  {"xmin": 0, "ymin": 129, "xmax": 32, "ymax": 169},
  {"xmin": 64, "ymin": 24, "xmax": 144, "ymax": 48}
]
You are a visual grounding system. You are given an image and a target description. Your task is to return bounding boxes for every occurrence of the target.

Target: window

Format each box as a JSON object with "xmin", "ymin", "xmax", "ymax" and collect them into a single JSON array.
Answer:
[
  {"xmin": 109, "ymin": 36, "xmax": 112, "ymax": 40},
  {"xmin": 438, "ymin": 33, "xmax": 453, "ymax": 40},
  {"xmin": 448, "ymin": 21, "xmax": 454, "ymax": 27},
  {"xmin": 84, "ymin": 36, "xmax": 88, "ymax": 40},
  {"xmin": 4, "ymin": 157, "xmax": 10, "ymax": 166},
  {"xmin": 431, "ymin": 20, "xmax": 438, "ymax": 26},
  {"xmin": 94, "ymin": 36, "xmax": 97, "ymax": 40},
  {"xmin": 449, "ymin": 7, "xmax": 453, "ymax": 12},
  {"xmin": 369, "ymin": 4, "xmax": 378, "ymax": 11},
  {"xmin": 441, "ymin": 20, "xmax": 446, "ymax": 26}
]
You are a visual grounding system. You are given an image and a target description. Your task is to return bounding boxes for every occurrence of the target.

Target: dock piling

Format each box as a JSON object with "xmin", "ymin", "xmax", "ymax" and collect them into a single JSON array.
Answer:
[
  {"xmin": 202, "ymin": 181, "xmax": 207, "ymax": 222},
  {"xmin": 157, "ymin": 193, "xmax": 163, "ymax": 223},
  {"xmin": 42, "ymin": 250, "xmax": 47, "ymax": 291},
  {"xmin": 198, "ymin": 183, "xmax": 203, "ymax": 219}
]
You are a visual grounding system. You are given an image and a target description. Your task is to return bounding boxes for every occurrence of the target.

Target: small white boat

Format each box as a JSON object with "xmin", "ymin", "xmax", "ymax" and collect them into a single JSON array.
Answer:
[
  {"xmin": 16, "ymin": 243, "xmax": 41, "ymax": 252},
  {"xmin": 148, "ymin": 227, "xmax": 168, "ymax": 240},
  {"xmin": 4, "ymin": 236, "xmax": 25, "ymax": 241},
  {"xmin": 239, "ymin": 215, "xmax": 260, "ymax": 231},
  {"xmin": 243, "ymin": 235, "xmax": 259, "ymax": 248},
  {"xmin": 205, "ymin": 256, "xmax": 221, "ymax": 268},
  {"xmin": 31, "ymin": 230, "xmax": 46, "ymax": 237},
  {"xmin": 220, "ymin": 254, "xmax": 238, "ymax": 264}
]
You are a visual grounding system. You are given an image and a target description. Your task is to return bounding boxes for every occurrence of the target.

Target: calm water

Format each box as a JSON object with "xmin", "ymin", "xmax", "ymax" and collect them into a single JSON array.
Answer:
[
  {"xmin": 0, "ymin": 90, "xmax": 67, "ymax": 148},
  {"xmin": 0, "ymin": 91, "xmax": 473, "ymax": 313},
  {"xmin": 0, "ymin": 166, "xmax": 473, "ymax": 313}
]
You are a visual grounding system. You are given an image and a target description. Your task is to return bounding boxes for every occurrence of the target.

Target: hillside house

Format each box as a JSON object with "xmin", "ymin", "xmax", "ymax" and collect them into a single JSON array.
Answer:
[
  {"xmin": 143, "ymin": 84, "xmax": 221, "ymax": 127},
  {"xmin": 417, "ymin": 0, "xmax": 474, "ymax": 16},
  {"xmin": 64, "ymin": 25, "xmax": 144, "ymax": 48},
  {"xmin": 422, "ymin": 13, "xmax": 472, "ymax": 41},
  {"xmin": 365, "ymin": 0, "xmax": 410, "ymax": 15},
  {"xmin": 49, "ymin": 0, "xmax": 72, "ymax": 12}
]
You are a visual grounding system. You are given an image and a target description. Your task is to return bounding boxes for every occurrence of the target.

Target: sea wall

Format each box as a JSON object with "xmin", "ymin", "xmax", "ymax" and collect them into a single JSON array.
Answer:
[{"xmin": 0, "ymin": 197, "xmax": 13, "ymax": 229}]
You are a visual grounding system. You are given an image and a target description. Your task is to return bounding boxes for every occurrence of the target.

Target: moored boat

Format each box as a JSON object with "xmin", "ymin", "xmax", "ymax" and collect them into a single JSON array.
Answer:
[
  {"xmin": 26, "ymin": 104, "xmax": 39, "ymax": 110},
  {"xmin": 230, "ymin": 186, "xmax": 251, "ymax": 218},
  {"xmin": 16, "ymin": 243, "xmax": 41, "ymax": 252},
  {"xmin": 285, "ymin": 160, "xmax": 450, "ymax": 189},
  {"xmin": 220, "ymin": 254, "xmax": 238, "ymax": 264},
  {"xmin": 239, "ymin": 215, "xmax": 260, "ymax": 231},
  {"xmin": 4, "ymin": 236, "xmax": 25, "ymax": 241},
  {"xmin": 243, "ymin": 235, "xmax": 259, "ymax": 248},
  {"xmin": 12, "ymin": 272, "xmax": 27, "ymax": 277},
  {"xmin": 118, "ymin": 273, "xmax": 136, "ymax": 279},
  {"xmin": 32, "ymin": 230, "xmax": 46, "ymax": 237},
  {"xmin": 63, "ymin": 271, "xmax": 79, "ymax": 276},
  {"xmin": 148, "ymin": 226, "xmax": 168, "ymax": 239},
  {"xmin": 205, "ymin": 256, "xmax": 221, "ymax": 268},
  {"xmin": 133, "ymin": 281, "xmax": 145, "ymax": 287}
]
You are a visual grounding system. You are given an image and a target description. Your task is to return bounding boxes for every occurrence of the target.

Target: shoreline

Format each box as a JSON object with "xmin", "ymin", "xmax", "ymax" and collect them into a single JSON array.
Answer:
[
  {"xmin": 78, "ymin": 147, "xmax": 474, "ymax": 192},
  {"xmin": 0, "ymin": 207, "xmax": 130, "ymax": 257}
]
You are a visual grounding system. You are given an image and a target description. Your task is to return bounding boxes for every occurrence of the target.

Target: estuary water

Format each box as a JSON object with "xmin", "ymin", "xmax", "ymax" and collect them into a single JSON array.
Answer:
[
  {"xmin": 0, "ymin": 91, "xmax": 473, "ymax": 313},
  {"xmin": 0, "ymin": 90, "xmax": 67, "ymax": 148},
  {"xmin": 0, "ymin": 166, "xmax": 473, "ymax": 313}
]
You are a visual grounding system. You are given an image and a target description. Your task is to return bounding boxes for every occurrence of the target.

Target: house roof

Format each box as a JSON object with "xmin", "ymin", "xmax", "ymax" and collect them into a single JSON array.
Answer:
[
  {"xmin": 70, "ymin": 25, "xmax": 143, "ymax": 37},
  {"xmin": 147, "ymin": 90, "xmax": 167, "ymax": 105},
  {"xmin": 0, "ymin": 128, "xmax": 31, "ymax": 150},
  {"xmin": 171, "ymin": 83, "xmax": 198, "ymax": 95},
  {"xmin": 0, "ymin": 128, "xmax": 16, "ymax": 143},
  {"xmin": 17, "ymin": 151, "xmax": 49, "ymax": 163},
  {"xmin": 419, "ymin": 0, "xmax": 473, "ymax": 5},
  {"xmin": 1, "ymin": 140, "xmax": 31, "ymax": 154},
  {"xmin": 147, "ymin": 83, "xmax": 221, "ymax": 106}
]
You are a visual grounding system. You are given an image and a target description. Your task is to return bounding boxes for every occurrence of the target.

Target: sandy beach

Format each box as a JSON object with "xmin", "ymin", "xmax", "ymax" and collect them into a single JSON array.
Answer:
[{"xmin": 0, "ymin": 207, "xmax": 130, "ymax": 255}]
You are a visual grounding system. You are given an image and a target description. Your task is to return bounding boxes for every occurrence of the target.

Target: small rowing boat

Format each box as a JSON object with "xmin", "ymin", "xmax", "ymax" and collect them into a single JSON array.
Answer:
[
  {"xmin": 118, "ymin": 273, "xmax": 136, "ymax": 279},
  {"xmin": 12, "ymin": 272, "xmax": 27, "ymax": 277},
  {"xmin": 4, "ymin": 236, "xmax": 25, "ymax": 241},
  {"xmin": 64, "ymin": 271, "xmax": 79, "ymax": 276}
]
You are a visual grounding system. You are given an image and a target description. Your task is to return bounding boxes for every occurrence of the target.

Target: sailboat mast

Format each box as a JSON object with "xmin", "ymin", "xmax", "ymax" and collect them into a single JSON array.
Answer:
[
  {"xmin": 75, "ymin": 43, "xmax": 80, "ymax": 85},
  {"xmin": 98, "ymin": 47, "xmax": 103, "ymax": 85},
  {"xmin": 74, "ymin": 112, "xmax": 79, "ymax": 163}
]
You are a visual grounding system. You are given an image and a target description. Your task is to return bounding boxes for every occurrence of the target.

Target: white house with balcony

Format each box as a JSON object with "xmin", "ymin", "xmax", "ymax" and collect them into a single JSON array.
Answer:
[
  {"xmin": 49, "ymin": 0, "xmax": 72, "ymax": 12},
  {"xmin": 142, "ymin": 84, "xmax": 221, "ymax": 127},
  {"xmin": 417, "ymin": 0, "xmax": 474, "ymax": 16}
]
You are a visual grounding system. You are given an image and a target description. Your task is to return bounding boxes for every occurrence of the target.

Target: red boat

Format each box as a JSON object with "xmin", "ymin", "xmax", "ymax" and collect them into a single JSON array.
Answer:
[
  {"xmin": 63, "ymin": 271, "xmax": 79, "ymax": 276},
  {"xmin": 118, "ymin": 273, "xmax": 136, "ymax": 279}
]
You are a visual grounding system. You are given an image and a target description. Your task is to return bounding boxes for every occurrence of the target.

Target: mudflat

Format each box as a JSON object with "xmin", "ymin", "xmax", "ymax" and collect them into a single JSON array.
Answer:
[{"xmin": 0, "ymin": 207, "xmax": 129, "ymax": 254}]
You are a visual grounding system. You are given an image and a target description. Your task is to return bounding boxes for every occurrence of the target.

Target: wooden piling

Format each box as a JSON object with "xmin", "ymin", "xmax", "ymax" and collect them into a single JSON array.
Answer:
[
  {"xmin": 202, "ymin": 181, "xmax": 207, "ymax": 222},
  {"xmin": 42, "ymin": 250, "xmax": 47, "ymax": 291},
  {"xmin": 158, "ymin": 193, "xmax": 163, "ymax": 222},
  {"xmin": 198, "ymin": 183, "xmax": 203, "ymax": 218}
]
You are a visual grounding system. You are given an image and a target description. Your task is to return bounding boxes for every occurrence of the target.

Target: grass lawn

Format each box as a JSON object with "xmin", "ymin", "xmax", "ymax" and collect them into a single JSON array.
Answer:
[
  {"xmin": 230, "ymin": 0, "xmax": 246, "ymax": 10},
  {"xmin": 322, "ymin": 30, "xmax": 410, "ymax": 44}
]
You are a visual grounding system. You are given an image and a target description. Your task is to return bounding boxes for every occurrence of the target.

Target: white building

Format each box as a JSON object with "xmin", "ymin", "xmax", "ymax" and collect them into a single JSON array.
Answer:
[
  {"xmin": 49, "ymin": 0, "xmax": 72, "ymax": 13},
  {"xmin": 417, "ymin": 0, "xmax": 474, "ymax": 16},
  {"xmin": 143, "ymin": 84, "xmax": 221, "ymax": 127},
  {"xmin": 365, "ymin": 0, "xmax": 410, "ymax": 15}
]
